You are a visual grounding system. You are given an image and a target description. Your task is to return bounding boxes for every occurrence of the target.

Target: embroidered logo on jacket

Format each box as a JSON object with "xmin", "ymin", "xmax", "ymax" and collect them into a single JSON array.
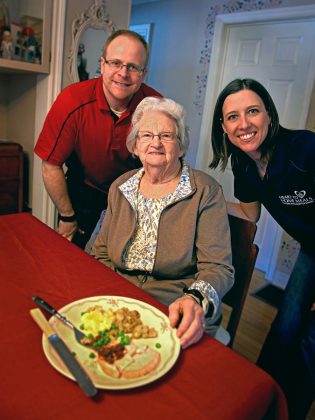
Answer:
[{"xmin": 279, "ymin": 190, "xmax": 314, "ymax": 205}]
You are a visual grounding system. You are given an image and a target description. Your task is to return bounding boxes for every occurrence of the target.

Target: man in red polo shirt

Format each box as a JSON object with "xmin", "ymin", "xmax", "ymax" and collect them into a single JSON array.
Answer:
[{"xmin": 35, "ymin": 30, "xmax": 161, "ymax": 248}]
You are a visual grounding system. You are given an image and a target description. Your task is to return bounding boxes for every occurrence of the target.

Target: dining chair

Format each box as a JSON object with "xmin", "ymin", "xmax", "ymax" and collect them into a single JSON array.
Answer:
[{"xmin": 215, "ymin": 214, "xmax": 259, "ymax": 347}]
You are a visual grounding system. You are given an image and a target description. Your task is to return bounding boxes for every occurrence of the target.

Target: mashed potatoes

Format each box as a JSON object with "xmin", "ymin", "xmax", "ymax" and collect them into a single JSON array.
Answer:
[{"xmin": 81, "ymin": 306, "xmax": 115, "ymax": 337}]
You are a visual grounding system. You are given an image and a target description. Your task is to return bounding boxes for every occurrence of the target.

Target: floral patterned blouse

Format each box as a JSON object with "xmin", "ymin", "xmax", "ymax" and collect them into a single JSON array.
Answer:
[{"xmin": 121, "ymin": 162, "xmax": 191, "ymax": 272}]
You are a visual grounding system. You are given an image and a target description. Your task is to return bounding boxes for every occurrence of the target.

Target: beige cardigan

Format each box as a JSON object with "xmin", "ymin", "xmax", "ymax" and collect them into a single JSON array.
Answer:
[{"xmin": 92, "ymin": 164, "xmax": 234, "ymax": 331}]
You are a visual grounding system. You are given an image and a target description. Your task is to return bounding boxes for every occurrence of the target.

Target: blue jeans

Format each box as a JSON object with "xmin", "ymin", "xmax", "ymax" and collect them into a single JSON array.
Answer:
[
  {"xmin": 257, "ymin": 248, "xmax": 315, "ymax": 419},
  {"xmin": 84, "ymin": 209, "xmax": 106, "ymax": 254}
]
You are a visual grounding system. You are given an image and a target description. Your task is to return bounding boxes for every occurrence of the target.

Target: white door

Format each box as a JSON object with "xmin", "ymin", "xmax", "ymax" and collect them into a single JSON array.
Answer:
[{"xmin": 196, "ymin": 6, "xmax": 315, "ymax": 287}]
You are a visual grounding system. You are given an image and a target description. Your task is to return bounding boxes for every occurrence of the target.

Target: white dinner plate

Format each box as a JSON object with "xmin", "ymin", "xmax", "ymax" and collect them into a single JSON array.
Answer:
[{"xmin": 42, "ymin": 296, "xmax": 181, "ymax": 390}]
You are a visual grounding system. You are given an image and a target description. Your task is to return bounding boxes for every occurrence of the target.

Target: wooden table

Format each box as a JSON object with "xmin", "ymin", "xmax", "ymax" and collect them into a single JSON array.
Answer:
[{"xmin": 0, "ymin": 213, "xmax": 288, "ymax": 420}]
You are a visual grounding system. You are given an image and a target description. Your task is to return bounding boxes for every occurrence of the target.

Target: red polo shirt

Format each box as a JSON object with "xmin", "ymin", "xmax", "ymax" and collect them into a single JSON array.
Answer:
[{"xmin": 34, "ymin": 77, "xmax": 162, "ymax": 191}]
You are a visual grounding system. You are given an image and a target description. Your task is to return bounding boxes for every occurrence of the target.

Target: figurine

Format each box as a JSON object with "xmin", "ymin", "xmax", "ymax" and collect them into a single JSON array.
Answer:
[
  {"xmin": 14, "ymin": 30, "xmax": 24, "ymax": 59},
  {"xmin": 77, "ymin": 43, "xmax": 89, "ymax": 81},
  {"xmin": 22, "ymin": 27, "xmax": 37, "ymax": 63},
  {"xmin": 1, "ymin": 29, "xmax": 13, "ymax": 59}
]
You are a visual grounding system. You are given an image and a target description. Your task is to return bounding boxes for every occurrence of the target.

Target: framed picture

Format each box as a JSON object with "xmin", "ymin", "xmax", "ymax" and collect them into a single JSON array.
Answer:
[{"xmin": 130, "ymin": 23, "xmax": 152, "ymax": 44}]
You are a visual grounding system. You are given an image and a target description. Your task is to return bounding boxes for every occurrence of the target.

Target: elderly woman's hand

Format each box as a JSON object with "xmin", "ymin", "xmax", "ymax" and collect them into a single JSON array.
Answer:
[{"xmin": 168, "ymin": 296, "xmax": 205, "ymax": 349}]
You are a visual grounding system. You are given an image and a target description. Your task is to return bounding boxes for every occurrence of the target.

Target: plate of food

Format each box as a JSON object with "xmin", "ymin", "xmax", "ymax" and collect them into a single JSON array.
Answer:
[{"xmin": 42, "ymin": 296, "xmax": 181, "ymax": 390}]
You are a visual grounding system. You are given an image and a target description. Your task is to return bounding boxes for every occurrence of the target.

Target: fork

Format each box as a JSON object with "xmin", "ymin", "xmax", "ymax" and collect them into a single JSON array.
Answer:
[{"xmin": 32, "ymin": 295, "xmax": 86, "ymax": 343}]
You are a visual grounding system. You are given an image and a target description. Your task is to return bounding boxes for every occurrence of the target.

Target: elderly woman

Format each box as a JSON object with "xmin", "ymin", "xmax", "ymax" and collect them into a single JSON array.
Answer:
[{"xmin": 92, "ymin": 97, "xmax": 234, "ymax": 349}]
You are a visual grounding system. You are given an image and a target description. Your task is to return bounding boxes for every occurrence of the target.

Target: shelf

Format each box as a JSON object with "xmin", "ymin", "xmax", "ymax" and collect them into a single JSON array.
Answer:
[
  {"xmin": 0, "ymin": 56, "xmax": 49, "ymax": 74},
  {"xmin": 0, "ymin": 0, "xmax": 52, "ymax": 75}
]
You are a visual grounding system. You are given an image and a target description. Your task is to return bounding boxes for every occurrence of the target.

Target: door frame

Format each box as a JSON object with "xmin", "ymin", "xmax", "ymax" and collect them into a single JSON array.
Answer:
[
  {"xmin": 32, "ymin": 0, "xmax": 66, "ymax": 227},
  {"xmin": 195, "ymin": 4, "xmax": 315, "ymax": 283}
]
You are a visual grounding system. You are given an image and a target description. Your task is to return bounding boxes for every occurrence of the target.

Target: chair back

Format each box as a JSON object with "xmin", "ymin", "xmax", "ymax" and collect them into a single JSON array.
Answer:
[
  {"xmin": 0, "ymin": 142, "xmax": 24, "ymax": 214},
  {"xmin": 222, "ymin": 215, "xmax": 259, "ymax": 347}
]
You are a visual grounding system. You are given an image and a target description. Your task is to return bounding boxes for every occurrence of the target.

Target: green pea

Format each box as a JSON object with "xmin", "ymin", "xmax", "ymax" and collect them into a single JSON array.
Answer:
[{"xmin": 120, "ymin": 336, "xmax": 130, "ymax": 345}]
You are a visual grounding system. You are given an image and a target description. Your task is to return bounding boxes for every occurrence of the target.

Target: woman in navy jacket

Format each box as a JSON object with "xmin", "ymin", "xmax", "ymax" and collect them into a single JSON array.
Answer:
[{"xmin": 210, "ymin": 78, "xmax": 315, "ymax": 419}]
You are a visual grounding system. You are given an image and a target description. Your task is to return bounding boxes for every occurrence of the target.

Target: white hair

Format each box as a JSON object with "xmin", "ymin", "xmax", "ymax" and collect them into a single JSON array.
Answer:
[{"xmin": 126, "ymin": 97, "xmax": 190, "ymax": 154}]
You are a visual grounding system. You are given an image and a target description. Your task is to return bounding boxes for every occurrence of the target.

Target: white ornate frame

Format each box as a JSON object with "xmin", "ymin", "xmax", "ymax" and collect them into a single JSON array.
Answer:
[{"xmin": 67, "ymin": 0, "xmax": 117, "ymax": 83}]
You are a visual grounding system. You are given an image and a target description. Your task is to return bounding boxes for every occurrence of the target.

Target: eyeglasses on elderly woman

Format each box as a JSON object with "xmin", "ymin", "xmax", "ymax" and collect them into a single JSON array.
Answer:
[{"xmin": 137, "ymin": 131, "xmax": 179, "ymax": 144}]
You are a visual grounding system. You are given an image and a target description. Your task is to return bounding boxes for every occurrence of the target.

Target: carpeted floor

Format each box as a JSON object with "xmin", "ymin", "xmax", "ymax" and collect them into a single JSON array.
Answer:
[{"xmin": 251, "ymin": 284, "xmax": 284, "ymax": 308}]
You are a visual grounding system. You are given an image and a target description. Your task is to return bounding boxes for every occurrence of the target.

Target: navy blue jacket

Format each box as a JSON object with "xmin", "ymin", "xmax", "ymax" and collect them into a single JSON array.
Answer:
[{"xmin": 232, "ymin": 127, "xmax": 315, "ymax": 253}]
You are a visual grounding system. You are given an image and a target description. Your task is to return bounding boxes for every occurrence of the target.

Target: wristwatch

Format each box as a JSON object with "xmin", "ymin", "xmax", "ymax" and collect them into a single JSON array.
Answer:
[
  {"xmin": 183, "ymin": 287, "xmax": 211, "ymax": 316},
  {"xmin": 58, "ymin": 214, "xmax": 77, "ymax": 223}
]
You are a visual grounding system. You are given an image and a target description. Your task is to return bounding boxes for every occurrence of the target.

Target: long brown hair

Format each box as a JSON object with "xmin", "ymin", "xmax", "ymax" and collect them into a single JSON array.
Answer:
[{"xmin": 209, "ymin": 78, "xmax": 280, "ymax": 171}]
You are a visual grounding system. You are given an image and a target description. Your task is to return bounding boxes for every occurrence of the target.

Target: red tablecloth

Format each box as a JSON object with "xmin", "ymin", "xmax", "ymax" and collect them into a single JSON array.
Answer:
[{"xmin": 0, "ymin": 213, "xmax": 288, "ymax": 420}]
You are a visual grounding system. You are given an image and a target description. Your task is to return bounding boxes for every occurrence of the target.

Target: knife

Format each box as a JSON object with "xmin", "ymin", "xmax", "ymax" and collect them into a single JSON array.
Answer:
[{"xmin": 30, "ymin": 308, "xmax": 97, "ymax": 397}]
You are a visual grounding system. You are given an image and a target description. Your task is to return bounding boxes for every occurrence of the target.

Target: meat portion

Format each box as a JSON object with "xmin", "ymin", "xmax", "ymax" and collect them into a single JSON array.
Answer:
[
  {"xmin": 97, "ymin": 343, "xmax": 161, "ymax": 379},
  {"xmin": 121, "ymin": 346, "xmax": 161, "ymax": 379}
]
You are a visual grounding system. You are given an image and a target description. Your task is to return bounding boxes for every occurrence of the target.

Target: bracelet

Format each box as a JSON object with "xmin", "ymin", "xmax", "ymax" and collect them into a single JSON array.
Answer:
[
  {"xmin": 184, "ymin": 293, "xmax": 200, "ymax": 305},
  {"xmin": 183, "ymin": 287, "xmax": 203, "ymax": 306},
  {"xmin": 183, "ymin": 287, "xmax": 211, "ymax": 316},
  {"xmin": 58, "ymin": 214, "xmax": 77, "ymax": 223}
]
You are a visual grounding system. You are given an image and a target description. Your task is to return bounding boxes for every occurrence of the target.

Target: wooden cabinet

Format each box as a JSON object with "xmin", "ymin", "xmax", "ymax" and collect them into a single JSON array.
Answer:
[
  {"xmin": 0, "ymin": 142, "xmax": 24, "ymax": 214},
  {"xmin": 0, "ymin": 0, "xmax": 52, "ymax": 75}
]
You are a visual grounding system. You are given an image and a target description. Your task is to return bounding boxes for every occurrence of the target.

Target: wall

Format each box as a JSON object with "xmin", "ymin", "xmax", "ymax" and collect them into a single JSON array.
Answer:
[
  {"xmin": 7, "ymin": 74, "xmax": 37, "ymax": 208},
  {"xmin": 131, "ymin": 0, "xmax": 210, "ymax": 165},
  {"xmin": 131, "ymin": 0, "xmax": 315, "ymax": 166}
]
